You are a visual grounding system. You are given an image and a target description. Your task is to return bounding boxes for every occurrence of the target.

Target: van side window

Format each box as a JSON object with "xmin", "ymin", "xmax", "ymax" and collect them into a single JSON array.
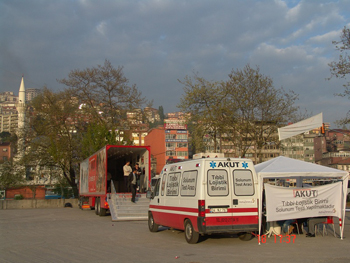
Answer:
[
  {"xmin": 233, "ymin": 170, "xmax": 254, "ymax": 196},
  {"xmin": 207, "ymin": 169, "xmax": 229, "ymax": 196},
  {"xmin": 180, "ymin": 170, "xmax": 198, "ymax": 196},
  {"xmin": 161, "ymin": 173, "xmax": 167, "ymax": 196},
  {"xmin": 166, "ymin": 172, "xmax": 181, "ymax": 196}
]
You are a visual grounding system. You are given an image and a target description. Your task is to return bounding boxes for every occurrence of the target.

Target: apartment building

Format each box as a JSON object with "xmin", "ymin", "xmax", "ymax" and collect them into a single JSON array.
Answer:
[
  {"xmin": 26, "ymin": 88, "xmax": 40, "ymax": 102},
  {"xmin": 0, "ymin": 92, "xmax": 17, "ymax": 103},
  {"xmin": 145, "ymin": 116, "xmax": 189, "ymax": 174},
  {"xmin": 0, "ymin": 114, "xmax": 19, "ymax": 133}
]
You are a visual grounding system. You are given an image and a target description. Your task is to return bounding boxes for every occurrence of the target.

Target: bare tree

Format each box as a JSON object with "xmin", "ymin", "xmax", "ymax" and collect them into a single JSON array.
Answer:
[
  {"xmin": 226, "ymin": 65, "xmax": 299, "ymax": 162},
  {"xmin": 59, "ymin": 59, "xmax": 147, "ymax": 129},
  {"xmin": 328, "ymin": 26, "xmax": 350, "ymax": 126},
  {"xmin": 178, "ymin": 65, "xmax": 300, "ymax": 163}
]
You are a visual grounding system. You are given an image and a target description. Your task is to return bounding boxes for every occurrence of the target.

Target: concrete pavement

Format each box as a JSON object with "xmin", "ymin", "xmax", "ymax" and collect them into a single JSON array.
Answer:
[{"xmin": 1, "ymin": 208, "xmax": 350, "ymax": 263}]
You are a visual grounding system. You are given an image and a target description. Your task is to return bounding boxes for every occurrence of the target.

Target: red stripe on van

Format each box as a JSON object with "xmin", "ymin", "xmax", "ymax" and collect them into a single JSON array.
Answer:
[
  {"xmin": 151, "ymin": 209, "xmax": 258, "ymax": 231},
  {"xmin": 151, "ymin": 210, "xmax": 197, "ymax": 231},
  {"xmin": 150, "ymin": 205, "xmax": 198, "ymax": 213},
  {"xmin": 150, "ymin": 205, "xmax": 258, "ymax": 214},
  {"xmin": 206, "ymin": 215, "xmax": 259, "ymax": 226},
  {"xmin": 227, "ymin": 208, "xmax": 258, "ymax": 213}
]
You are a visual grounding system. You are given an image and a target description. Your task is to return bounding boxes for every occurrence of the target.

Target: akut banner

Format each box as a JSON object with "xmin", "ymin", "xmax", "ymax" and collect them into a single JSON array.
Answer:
[{"xmin": 265, "ymin": 182, "xmax": 342, "ymax": 222}]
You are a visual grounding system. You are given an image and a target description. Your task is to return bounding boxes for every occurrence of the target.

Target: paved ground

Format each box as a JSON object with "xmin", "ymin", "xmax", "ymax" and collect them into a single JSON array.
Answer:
[{"xmin": 1, "ymin": 207, "xmax": 350, "ymax": 263}]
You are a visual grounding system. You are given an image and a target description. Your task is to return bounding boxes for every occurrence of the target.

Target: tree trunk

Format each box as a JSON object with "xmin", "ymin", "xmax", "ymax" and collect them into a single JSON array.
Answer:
[{"xmin": 69, "ymin": 167, "xmax": 79, "ymax": 198}]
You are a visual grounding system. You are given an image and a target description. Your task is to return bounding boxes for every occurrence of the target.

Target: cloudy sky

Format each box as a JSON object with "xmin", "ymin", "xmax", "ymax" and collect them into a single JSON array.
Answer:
[{"xmin": 1, "ymin": 0, "xmax": 349, "ymax": 128}]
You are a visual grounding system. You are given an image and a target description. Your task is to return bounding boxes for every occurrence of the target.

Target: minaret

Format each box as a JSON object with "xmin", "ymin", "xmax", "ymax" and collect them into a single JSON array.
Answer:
[
  {"xmin": 17, "ymin": 76, "xmax": 26, "ymax": 156},
  {"xmin": 18, "ymin": 76, "xmax": 26, "ymax": 129}
]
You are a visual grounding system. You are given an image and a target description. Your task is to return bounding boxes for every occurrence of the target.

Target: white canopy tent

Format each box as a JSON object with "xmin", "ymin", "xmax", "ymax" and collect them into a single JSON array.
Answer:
[{"xmin": 255, "ymin": 156, "xmax": 349, "ymax": 241}]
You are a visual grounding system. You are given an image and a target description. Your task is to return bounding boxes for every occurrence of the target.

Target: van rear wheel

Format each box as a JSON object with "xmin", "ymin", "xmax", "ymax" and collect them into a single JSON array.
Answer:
[
  {"xmin": 238, "ymin": 232, "xmax": 253, "ymax": 241},
  {"xmin": 148, "ymin": 212, "xmax": 158, "ymax": 232},
  {"xmin": 184, "ymin": 219, "xmax": 199, "ymax": 244}
]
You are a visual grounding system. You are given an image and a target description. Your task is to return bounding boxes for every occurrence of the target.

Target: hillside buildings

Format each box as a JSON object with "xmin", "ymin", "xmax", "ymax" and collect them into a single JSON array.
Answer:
[
  {"xmin": 0, "ymin": 83, "xmax": 40, "ymax": 133},
  {"xmin": 1, "ymin": 77, "xmax": 349, "ymax": 188},
  {"xmin": 315, "ymin": 128, "xmax": 350, "ymax": 171}
]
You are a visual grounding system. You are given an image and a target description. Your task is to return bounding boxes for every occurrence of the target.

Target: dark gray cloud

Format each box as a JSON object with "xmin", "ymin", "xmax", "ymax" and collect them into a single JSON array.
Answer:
[{"xmin": 1, "ymin": 0, "xmax": 349, "ymax": 127}]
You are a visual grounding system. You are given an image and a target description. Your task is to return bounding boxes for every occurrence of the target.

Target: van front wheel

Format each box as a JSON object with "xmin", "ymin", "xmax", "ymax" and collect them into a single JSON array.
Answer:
[
  {"xmin": 184, "ymin": 219, "xmax": 199, "ymax": 244},
  {"xmin": 148, "ymin": 212, "xmax": 159, "ymax": 232}
]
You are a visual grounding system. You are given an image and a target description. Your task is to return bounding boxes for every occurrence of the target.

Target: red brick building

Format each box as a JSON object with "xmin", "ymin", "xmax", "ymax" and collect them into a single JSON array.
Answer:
[
  {"xmin": 0, "ymin": 142, "xmax": 13, "ymax": 163},
  {"xmin": 145, "ymin": 127, "xmax": 167, "ymax": 174},
  {"xmin": 145, "ymin": 119, "xmax": 189, "ymax": 174},
  {"xmin": 6, "ymin": 186, "xmax": 46, "ymax": 199}
]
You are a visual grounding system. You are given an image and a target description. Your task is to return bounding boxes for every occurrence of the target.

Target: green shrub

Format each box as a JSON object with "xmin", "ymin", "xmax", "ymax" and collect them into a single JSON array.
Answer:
[{"xmin": 14, "ymin": 194, "xmax": 24, "ymax": 200}]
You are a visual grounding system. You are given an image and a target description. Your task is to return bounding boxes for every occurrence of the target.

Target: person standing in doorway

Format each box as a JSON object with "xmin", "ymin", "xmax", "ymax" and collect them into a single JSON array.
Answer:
[
  {"xmin": 123, "ymin": 161, "xmax": 132, "ymax": 192},
  {"xmin": 129, "ymin": 168, "xmax": 137, "ymax": 203},
  {"xmin": 134, "ymin": 163, "xmax": 141, "ymax": 192}
]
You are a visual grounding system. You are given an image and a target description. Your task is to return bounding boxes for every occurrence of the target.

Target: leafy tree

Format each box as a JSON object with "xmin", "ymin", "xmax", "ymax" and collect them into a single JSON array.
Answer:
[
  {"xmin": 21, "ymin": 61, "xmax": 147, "ymax": 195},
  {"xmin": 328, "ymin": 26, "xmax": 350, "ymax": 126},
  {"xmin": 0, "ymin": 132, "xmax": 11, "ymax": 142},
  {"xmin": 0, "ymin": 161, "xmax": 25, "ymax": 191},
  {"xmin": 23, "ymin": 87, "xmax": 82, "ymax": 197},
  {"xmin": 158, "ymin": 106, "xmax": 165, "ymax": 121},
  {"xmin": 178, "ymin": 74, "xmax": 231, "ymax": 153},
  {"xmin": 80, "ymin": 122, "xmax": 124, "ymax": 159}
]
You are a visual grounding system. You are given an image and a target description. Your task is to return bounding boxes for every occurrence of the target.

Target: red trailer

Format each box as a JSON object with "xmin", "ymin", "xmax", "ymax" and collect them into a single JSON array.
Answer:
[{"xmin": 79, "ymin": 145, "xmax": 151, "ymax": 216}]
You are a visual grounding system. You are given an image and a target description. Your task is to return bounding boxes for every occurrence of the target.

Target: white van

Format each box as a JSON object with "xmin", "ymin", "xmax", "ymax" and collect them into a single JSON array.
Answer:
[{"xmin": 148, "ymin": 157, "xmax": 259, "ymax": 243}]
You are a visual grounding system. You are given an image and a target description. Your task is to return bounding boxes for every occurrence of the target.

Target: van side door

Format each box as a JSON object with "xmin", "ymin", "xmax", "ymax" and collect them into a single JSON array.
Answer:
[{"xmin": 231, "ymin": 164, "xmax": 259, "ymax": 229}]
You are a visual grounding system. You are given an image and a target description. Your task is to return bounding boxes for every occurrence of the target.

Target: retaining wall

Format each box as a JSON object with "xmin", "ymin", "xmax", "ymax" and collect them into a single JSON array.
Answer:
[{"xmin": 0, "ymin": 199, "xmax": 79, "ymax": 210}]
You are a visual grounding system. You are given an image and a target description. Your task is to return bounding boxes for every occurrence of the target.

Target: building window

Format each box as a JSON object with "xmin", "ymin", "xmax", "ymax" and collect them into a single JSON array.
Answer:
[
  {"xmin": 165, "ymin": 134, "xmax": 176, "ymax": 139},
  {"xmin": 177, "ymin": 151, "xmax": 188, "ymax": 157},
  {"xmin": 166, "ymin": 151, "xmax": 176, "ymax": 156},
  {"xmin": 166, "ymin": 143, "xmax": 175, "ymax": 150},
  {"xmin": 177, "ymin": 143, "xmax": 187, "ymax": 148},
  {"xmin": 3, "ymin": 148, "xmax": 8, "ymax": 152},
  {"xmin": 177, "ymin": 134, "xmax": 187, "ymax": 140}
]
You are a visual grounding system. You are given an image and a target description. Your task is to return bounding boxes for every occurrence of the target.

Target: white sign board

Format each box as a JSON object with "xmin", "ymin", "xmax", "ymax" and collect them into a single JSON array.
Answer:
[{"xmin": 265, "ymin": 182, "xmax": 342, "ymax": 222}]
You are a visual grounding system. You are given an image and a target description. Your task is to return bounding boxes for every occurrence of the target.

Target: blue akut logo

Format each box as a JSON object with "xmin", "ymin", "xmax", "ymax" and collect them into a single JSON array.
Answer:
[
  {"xmin": 209, "ymin": 161, "xmax": 217, "ymax": 168},
  {"xmin": 242, "ymin": 161, "xmax": 248, "ymax": 169}
]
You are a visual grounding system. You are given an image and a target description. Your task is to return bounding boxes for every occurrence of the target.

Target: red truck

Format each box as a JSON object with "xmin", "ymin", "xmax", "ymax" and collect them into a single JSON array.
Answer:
[{"xmin": 79, "ymin": 145, "xmax": 151, "ymax": 216}]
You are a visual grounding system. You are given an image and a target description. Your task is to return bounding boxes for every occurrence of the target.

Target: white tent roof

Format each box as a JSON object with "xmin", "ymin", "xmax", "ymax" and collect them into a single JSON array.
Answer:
[
  {"xmin": 256, "ymin": 156, "xmax": 349, "ymax": 242},
  {"xmin": 255, "ymin": 156, "xmax": 348, "ymax": 179}
]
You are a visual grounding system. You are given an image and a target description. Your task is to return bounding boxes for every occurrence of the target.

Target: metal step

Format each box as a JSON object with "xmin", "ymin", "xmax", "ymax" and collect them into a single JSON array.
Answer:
[{"xmin": 107, "ymin": 193, "xmax": 150, "ymax": 221}]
